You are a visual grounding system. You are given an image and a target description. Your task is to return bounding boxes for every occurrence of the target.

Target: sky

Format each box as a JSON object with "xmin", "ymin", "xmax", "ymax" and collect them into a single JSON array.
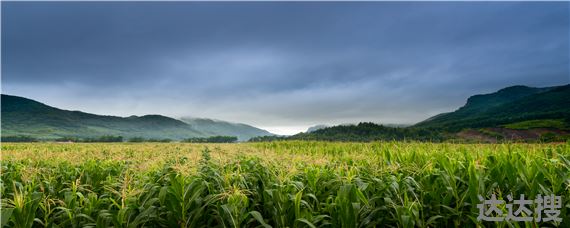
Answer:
[{"xmin": 2, "ymin": 2, "xmax": 569, "ymax": 135}]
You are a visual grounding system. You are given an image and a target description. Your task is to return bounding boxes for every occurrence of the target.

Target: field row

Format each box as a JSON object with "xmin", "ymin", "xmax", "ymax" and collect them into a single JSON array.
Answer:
[{"xmin": 1, "ymin": 142, "xmax": 569, "ymax": 227}]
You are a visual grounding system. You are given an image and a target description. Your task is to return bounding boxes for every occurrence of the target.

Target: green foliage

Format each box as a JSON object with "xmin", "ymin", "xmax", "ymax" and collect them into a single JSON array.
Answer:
[
  {"xmin": 1, "ymin": 135, "xmax": 38, "ymax": 142},
  {"xmin": 252, "ymin": 122, "xmax": 447, "ymax": 142},
  {"xmin": 3, "ymin": 183, "xmax": 42, "ymax": 228},
  {"xmin": 249, "ymin": 135, "xmax": 288, "ymax": 142},
  {"xmin": 54, "ymin": 135, "xmax": 124, "ymax": 142},
  {"xmin": 504, "ymin": 119, "xmax": 567, "ymax": 130},
  {"xmin": 183, "ymin": 136, "xmax": 238, "ymax": 143},
  {"xmin": 538, "ymin": 132, "xmax": 570, "ymax": 143},
  {"xmin": 127, "ymin": 137, "xmax": 172, "ymax": 143},
  {"xmin": 1, "ymin": 142, "xmax": 569, "ymax": 227},
  {"xmin": 416, "ymin": 85, "xmax": 570, "ymax": 131}
]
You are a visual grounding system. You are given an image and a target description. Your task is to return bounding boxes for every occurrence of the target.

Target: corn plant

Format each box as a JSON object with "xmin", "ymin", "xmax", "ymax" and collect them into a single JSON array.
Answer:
[{"xmin": 1, "ymin": 141, "xmax": 568, "ymax": 227}]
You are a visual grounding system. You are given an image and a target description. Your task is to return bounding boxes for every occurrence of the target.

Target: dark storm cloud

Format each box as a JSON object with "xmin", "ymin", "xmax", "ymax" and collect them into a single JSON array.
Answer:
[{"xmin": 2, "ymin": 2, "xmax": 569, "ymax": 134}]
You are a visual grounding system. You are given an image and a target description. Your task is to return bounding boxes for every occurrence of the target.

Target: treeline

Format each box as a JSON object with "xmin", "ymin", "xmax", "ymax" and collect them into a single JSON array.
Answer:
[
  {"xmin": 291, "ymin": 123, "xmax": 446, "ymax": 142},
  {"xmin": 1, "ymin": 135, "xmax": 170, "ymax": 143},
  {"xmin": 2, "ymin": 135, "xmax": 240, "ymax": 143},
  {"xmin": 249, "ymin": 122, "xmax": 447, "ymax": 142},
  {"xmin": 57, "ymin": 136, "xmax": 175, "ymax": 143},
  {"xmin": 1, "ymin": 135, "xmax": 125, "ymax": 142},
  {"xmin": 248, "ymin": 135, "xmax": 288, "ymax": 142},
  {"xmin": 1, "ymin": 135, "xmax": 39, "ymax": 142},
  {"xmin": 126, "ymin": 137, "xmax": 172, "ymax": 143},
  {"xmin": 183, "ymin": 136, "xmax": 238, "ymax": 143},
  {"xmin": 55, "ymin": 135, "xmax": 124, "ymax": 142}
]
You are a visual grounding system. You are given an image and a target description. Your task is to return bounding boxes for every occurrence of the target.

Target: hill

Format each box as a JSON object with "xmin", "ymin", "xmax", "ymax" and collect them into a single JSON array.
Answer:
[
  {"xmin": 258, "ymin": 84, "xmax": 570, "ymax": 142},
  {"xmin": 288, "ymin": 122, "xmax": 443, "ymax": 142},
  {"xmin": 415, "ymin": 84, "xmax": 570, "ymax": 131},
  {"xmin": 179, "ymin": 117, "xmax": 273, "ymax": 141},
  {"xmin": 1, "ymin": 95, "xmax": 271, "ymax": 141}
]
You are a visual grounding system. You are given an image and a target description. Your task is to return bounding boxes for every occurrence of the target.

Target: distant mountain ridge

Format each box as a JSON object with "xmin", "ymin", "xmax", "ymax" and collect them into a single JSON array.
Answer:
[
  {"xmin": 415, "ymin": 84, "xmax": 570, "ymax": 130},
  {"xmin": 1, "ymin": 94, "xmax": 272, "ymax": 141},
  {"xmin": 274, "ymin": 84, "xmax": 570, "ymax": 142},
  {"xmin": 4, "ymin": 84, "xmax": 569, "ymax": 143},
  {"xmin": 180, "ymin": 117, "xmax": 273, "ymax": 141}
]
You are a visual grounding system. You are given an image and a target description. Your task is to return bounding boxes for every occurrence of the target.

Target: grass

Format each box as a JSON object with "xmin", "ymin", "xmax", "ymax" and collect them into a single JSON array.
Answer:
[
  {"xmin": 503, "ymin": 119, "xmax": 567, "ymax": 130},
  {"xmin": 1, "ymin": 141, "xmax": 569, "ymax": 227}
]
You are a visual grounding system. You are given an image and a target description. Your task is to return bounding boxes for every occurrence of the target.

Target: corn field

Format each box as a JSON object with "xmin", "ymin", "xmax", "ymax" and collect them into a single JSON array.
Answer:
[{"xmin": 1, "ymin": 141, "xmax": 569, "ymax": 227}]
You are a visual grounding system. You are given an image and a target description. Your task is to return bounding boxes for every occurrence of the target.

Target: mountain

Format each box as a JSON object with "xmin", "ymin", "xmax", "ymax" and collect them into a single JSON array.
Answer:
[
  {"xmin": 179, "ymin": 117, "xmax": 273, "ymax": 141},
  {"xmin": 1, "ymin": 95, "xmax": 271, "ymax": 141},
  {"xmin": 277, "ymin": 84, "xmax": 570, "ymax": 142},
  {"xmin": 415, "ymin": 84, "xmax": 570, "ymax": 131}
]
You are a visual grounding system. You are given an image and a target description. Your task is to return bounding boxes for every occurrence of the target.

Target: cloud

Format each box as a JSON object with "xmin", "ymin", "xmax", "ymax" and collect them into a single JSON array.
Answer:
[{"xmin": 2, "ymin": 2, "xmax": 569, "ymax": 134}]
